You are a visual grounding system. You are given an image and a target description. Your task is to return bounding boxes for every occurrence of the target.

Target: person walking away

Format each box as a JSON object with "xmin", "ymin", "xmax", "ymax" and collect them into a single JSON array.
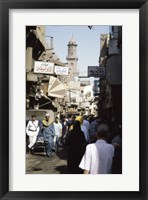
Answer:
[
  {"xmin": 111, "ymin": 123, "xmax": 122, "ymax": 174},
  {"xmin": 83, "ymin": 115, "xmax": 90, "ymax": 130},
  {"xmin": 61, "ymin": 116, "xmax": 68, "ymax": 145},
  {"xmin": 67, "ymin": 115, "xmax": 75, "ymax": 131},
  {"xmin": 26, "ymin": 115, "xmax": 39, "ymax": 152},
  {"xmin": 41, "ymin": 113, "xmax": 55, "ymax": 158},
  {"xmin": 66, "ymin": 120, "xmax": 87, "ymax": 174},
  {"xmin": 75, "ymin": 116, "xmax": 89, "ymax": 143},
  {"xmin": 89, "ymin": 118, "xmax": 105, "ymax": 143},
  {"xmin": 53, "ymin": 117, "xmax": 62, "ymax": 151},
  {"xmin": 89, "ymin": 114, "xmax": 95, "ymax": 124},
  {"xmin": 79, "ymin": 123, "xmax": 115, "ymax": 174},
  {"xmin": 83, "ymin": 115, "xmax": 90, "ymax": 138}
]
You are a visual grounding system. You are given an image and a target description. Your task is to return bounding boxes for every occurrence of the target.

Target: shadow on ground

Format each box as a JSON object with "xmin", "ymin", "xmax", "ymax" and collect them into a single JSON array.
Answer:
[
  {"xmin": 56, "ymin": 147, "xmax": 67, "ymax": 160},
  {"xmin": 55, "ymin": 165, "xmax": 68, "ymax": 174}
]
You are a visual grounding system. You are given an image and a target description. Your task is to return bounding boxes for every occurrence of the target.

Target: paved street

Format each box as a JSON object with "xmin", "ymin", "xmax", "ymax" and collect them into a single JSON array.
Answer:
[{"xmin": 26, "ymin": 147, "xmax": 68, "ymax": 174}]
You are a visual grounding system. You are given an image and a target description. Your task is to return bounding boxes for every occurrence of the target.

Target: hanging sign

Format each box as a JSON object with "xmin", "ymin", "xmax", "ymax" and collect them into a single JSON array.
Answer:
[{"xmin": 34, "ymin": 61, "xmax": 54, "ymax": 74}]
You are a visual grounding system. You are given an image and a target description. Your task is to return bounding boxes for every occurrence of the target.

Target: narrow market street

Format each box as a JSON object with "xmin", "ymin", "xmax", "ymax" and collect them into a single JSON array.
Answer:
[
  {"xmin": 26, "ymin": 25, "xmax": 122, "ymax": 175},
  {"xmin": 26, "ymin": 147, "xmax": 67, "ymax": 174}
]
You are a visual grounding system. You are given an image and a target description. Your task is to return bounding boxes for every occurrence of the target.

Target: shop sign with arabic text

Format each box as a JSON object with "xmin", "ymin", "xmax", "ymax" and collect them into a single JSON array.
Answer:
[
  {"xmin": 55, "ymin": 66, "xmax": 69, "ymax": 76},
  {"xmin": 34, "ymin": 61, "xmax": 54, "ymax": 74},
  {"xmin": 88, "ymin": 66, "xmax": 105, "ymax": 77}
]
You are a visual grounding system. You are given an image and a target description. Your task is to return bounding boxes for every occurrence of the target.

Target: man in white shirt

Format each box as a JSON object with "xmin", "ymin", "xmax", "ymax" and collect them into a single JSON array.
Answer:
[
  {"xmin": 53, "ymin": 117, "xmax": 62, "ymax": 151},
  {"xmin": 26, "ymin": 115, "xmax": 39, "ymax": 151},
  {"xmin": 79, "ymin": 123, "xmax": 114, "ymax": 174}
]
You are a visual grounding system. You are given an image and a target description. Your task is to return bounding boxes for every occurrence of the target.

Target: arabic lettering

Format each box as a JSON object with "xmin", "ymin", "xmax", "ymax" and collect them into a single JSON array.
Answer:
[{"xmin": 35, "ymin": 63, "xmax": 53, "ymax": 73}]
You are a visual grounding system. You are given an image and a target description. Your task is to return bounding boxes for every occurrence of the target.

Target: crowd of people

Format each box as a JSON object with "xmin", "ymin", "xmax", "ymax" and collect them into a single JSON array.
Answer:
[{"xmin": 26, "ymin": 113, "xmax": 122, "ymax": 174}]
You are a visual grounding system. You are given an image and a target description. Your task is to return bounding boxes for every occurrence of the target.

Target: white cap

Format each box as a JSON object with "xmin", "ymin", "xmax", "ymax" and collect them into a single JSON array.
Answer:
[{"xmin": 45, "ymin": 113, "xmax": 50, "ymax": 117}]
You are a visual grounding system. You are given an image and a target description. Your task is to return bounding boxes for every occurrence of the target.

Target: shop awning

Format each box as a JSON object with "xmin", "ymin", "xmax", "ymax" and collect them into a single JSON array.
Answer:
[{"xmin": 48, "ymin": 76, "xmax": 65, "ymax": 98}]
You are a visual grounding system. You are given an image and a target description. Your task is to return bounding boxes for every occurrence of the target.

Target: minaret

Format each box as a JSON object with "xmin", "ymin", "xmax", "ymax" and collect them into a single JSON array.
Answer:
[{"xmin": 66, "ymin": 35, "xmax": 78, "ymax": 75}]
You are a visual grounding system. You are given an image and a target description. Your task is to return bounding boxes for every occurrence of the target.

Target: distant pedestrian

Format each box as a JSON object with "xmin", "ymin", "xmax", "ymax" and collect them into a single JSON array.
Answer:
[
  {"xmin": 41, "ymin": 113, "xmax": 55, "ymax": 158},
  {"xmin": 83, "ymin": 115, "xmax": 90, "ymax": 132},
  {"xmin": 53, "ymin": 117, "xmax": 62, "ymax": 151},
  {"xmin": 67, "ymin": 115, "xmax": 75, "ymax": 131},
  {"xmin": 57, "ymin": 112, "xmax": 60, "ymax": 119},
  {"xmin": 66, "ymin": 120, "xmax": 87, "ymax": 174},
  {"xmin": 89, "ymin": 118, "xmax": 105, "ymax": 143},
  {"xmin": 26, "ymin": 115, "xmax": 39, "ymax": 152},
  {"xmin": 89, "ymin": 114, "xmax": 95, "ymax": 124},
  {"xmin": 61, "ymin": 116, "xmax": 68, "ymax": 144},
  {"xmin": 79, "ymin": 123, "xmax": 115, "ymax": 174}
]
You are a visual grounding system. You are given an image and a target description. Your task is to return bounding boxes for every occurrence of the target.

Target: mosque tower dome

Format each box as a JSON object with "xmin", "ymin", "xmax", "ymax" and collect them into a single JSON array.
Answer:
[{"xmin": 68, "ymin": 35, "xmax": 77, "ymax": 45}]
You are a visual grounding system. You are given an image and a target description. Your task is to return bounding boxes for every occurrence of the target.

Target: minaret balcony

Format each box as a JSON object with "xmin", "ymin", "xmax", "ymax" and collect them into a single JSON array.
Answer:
[{"xmin": 66, "ymin": 56, "xmax": 78, "ymax": 60}]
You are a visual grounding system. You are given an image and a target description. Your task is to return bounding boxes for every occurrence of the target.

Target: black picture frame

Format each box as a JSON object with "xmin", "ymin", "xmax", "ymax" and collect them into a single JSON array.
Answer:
[{"xmin": 0, "ymin": 0, "xmax": 147, "ymax": 199}]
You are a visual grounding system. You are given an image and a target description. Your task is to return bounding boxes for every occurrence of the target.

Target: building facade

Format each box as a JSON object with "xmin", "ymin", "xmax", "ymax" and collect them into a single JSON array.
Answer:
[
  {"xmin": 26, "ymin": 26, "xmax": 67, "ymax": 115},
  {"xmin": 98, "ymin": 26, "xmax": 122, "ymax": 124}
]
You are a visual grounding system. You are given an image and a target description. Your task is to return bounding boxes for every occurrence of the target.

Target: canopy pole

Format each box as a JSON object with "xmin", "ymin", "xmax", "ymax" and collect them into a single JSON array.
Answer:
[{"xmin": 39, "ymin": 101, "xmax": 51, "ymax": 108}]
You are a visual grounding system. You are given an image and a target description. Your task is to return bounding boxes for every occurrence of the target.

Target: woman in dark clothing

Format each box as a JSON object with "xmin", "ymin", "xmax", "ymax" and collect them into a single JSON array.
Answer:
[{"xmin": 66, "ymin": 120, "xmax": 87, "ymax": 174}]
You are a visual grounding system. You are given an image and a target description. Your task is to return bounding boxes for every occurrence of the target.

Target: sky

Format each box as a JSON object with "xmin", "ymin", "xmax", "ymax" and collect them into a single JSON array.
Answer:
[{"xmin": 45, "ymin": 25, "xmax": 109, "ymax": 76}]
